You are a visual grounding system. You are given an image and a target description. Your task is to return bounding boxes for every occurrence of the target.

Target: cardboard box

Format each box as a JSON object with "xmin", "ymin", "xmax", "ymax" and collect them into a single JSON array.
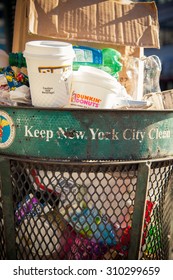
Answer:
[
  {"xmin": 13, "ymin": 0, "xmax": 159, "ymax": 51},
  {"xmin": 12, "ymin": 0, "xmax": 160, "ymax": 99}
]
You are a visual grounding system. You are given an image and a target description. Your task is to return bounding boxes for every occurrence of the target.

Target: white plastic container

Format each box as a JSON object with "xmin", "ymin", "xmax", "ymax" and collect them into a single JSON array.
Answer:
[
  {"xmin": 24, "ymin": 40, "xmax": 75, "ymax": 107},
  {"xmin": 70, "ymin": 66, "xmax": 128, "ymax": 109}
]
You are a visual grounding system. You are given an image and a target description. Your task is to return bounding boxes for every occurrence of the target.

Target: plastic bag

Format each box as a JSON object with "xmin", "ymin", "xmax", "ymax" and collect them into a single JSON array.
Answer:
[{"xmin": 143, "ymin": 55, "xmax": 162, "ymax": 95}]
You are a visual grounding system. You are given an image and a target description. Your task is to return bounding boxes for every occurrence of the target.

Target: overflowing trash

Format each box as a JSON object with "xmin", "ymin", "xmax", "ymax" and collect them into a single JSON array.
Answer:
[
  {"xmin": 0, "ymin": 43, "xmax": 166, "ymax": 109},
  {"xmin": 0, "ymin": 65, "xmax": 30, "ymax": 105}
]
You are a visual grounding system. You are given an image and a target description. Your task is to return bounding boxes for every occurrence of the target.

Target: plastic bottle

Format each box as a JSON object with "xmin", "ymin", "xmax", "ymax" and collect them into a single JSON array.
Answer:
[
  {"xmin": 101, "ymin": 48, "xmax": 122, "ymax": 77},
  {"xmin": 73, "ymin": 46, "xmax": 102, "ymax": 70},
  {"xmin": 9, "ymin": 52, "xmax": 27, "ymax": 68},
  {"xmin": 8, "ymin": 48, "xmax": 123, "ymax": 78},
  {"xmin": 70, "ymin": 206, "xmax": 117, "ymax": 246},
  {"xmin": 73, "ymin": 46, "xmax": 122, "ymax": 77}
]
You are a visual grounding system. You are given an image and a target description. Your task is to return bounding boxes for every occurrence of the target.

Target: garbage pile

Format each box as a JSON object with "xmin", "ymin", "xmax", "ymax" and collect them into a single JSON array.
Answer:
[{"xmin": 0, "ymin": 42, "xmax": 168, "ymax": 109}]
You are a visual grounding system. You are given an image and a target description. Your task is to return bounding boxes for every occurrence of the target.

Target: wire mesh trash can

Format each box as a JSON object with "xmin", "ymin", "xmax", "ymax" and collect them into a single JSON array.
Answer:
[{"xmin": 0, "ymin": 107, "xmax": 173, "ymax": 260}]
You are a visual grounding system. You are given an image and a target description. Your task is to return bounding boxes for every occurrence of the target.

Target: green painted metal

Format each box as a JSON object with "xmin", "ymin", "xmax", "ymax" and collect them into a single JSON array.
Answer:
[
  {"xmin": 1, "ymin": 106, "xmax": 173, "ymax": 160},
  {"xmin": 0, "ymin": 158, "xmax": 17, "ymax": 259},
  {"xmin": 128, "ymin": 162, "xmax": 151, "ymax": 260},
  {"xmin": 168, "ymin": 175, "xmax": 173, "ymax": 260}
]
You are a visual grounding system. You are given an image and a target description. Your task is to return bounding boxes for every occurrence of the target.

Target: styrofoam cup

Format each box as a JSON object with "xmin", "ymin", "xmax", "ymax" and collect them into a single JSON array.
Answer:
[{"xmin": 24, "ymin": 40, "xmax": 75, "ymax": 107}]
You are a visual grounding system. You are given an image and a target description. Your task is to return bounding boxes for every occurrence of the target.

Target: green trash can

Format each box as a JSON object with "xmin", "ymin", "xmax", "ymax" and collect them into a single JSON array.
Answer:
[{"xmin": 0, "ymin": 106, "xmax": 173, "ymax": 260}]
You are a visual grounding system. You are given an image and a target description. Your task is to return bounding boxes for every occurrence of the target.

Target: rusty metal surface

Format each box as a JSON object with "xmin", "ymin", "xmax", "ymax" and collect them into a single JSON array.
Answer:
[{"xmin": 1, "ymin": 106, "xmax": 173, "ymax": 160}]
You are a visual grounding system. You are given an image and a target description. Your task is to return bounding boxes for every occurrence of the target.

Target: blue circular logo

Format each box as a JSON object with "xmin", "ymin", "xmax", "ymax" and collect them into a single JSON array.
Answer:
[{"xmin": 0, "ymin": 111, "xmax": 15, "ymax": 148}]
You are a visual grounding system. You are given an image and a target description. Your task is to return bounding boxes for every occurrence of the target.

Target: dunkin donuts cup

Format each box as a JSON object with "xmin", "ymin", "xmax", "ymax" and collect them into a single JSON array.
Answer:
[
  {"xmin": 24, "ymin": 40, "xmax": 75, "ymax": 107},
  {"xmin": 69, "ymin": 66, "xmax": 130, "ymax": 109}
]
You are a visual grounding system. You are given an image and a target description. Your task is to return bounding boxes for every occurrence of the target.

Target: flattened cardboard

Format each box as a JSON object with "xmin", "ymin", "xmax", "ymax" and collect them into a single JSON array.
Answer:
[
  {"xmin": 12, "ymin": 0, "xmax": 160, "ymax": 100},
  {"xmin": 27, "ymin": 0, "xmax": 160, "ymax": 48}
]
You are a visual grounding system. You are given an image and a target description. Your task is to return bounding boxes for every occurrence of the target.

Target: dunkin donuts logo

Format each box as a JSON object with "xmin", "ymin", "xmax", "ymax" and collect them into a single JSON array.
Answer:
[
  {"xmin": 0, "ymin": 111, "xmax": 15, "ymax": 148},
  {"xmin": 71, "ymin": 91, "xmax": 102, "ymax": 108}
]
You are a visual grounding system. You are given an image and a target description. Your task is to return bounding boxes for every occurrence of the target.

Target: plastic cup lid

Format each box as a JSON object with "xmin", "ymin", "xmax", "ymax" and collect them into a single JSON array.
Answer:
[
  {"xmin": 73, "ymin": 66, "xmax": 121, "ymax": 91},
  {"xmin": 24, "ymin": 40, "xmax": 75, "ymax": 58},
  {"xmin": 78, "ymin": 66, "xmax": 116, "ymax": 81}
]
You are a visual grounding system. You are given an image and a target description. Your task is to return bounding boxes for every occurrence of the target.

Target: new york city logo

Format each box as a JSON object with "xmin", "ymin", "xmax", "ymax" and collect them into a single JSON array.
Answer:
[{"xmin": 0, "ymin": 111, "xmax": 15, "ymax": 148}]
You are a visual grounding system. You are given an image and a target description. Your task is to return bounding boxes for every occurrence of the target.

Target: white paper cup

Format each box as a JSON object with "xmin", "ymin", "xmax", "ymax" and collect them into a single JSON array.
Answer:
[
  {"xmin": 70, "ymin": 66, "xmax": 125, "ymax": 109},
  {"xmin": 24, "ymin": 41, "xmax": 75, "ymax": 107}
]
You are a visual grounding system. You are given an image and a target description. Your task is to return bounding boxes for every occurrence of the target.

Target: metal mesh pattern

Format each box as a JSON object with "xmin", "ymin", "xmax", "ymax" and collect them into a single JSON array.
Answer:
[
  {"xmin": 0, "ymin": 159, "xmax": 172, "ymax": 260},
  {"xmin": 0, "ymin": 190, "xmax": 6, "ymax": 260},
  {"xmin": 141, "ymin": 160, "xmax": 173, "ymax": 260}
]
